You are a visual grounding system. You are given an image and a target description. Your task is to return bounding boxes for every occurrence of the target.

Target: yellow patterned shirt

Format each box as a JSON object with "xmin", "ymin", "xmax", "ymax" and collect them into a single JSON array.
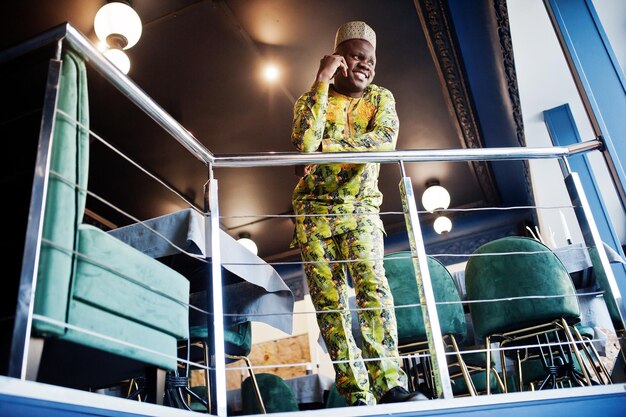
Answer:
[{"xmin": 291, "ymin": 81, "xmax": 399, "ymax": 246}]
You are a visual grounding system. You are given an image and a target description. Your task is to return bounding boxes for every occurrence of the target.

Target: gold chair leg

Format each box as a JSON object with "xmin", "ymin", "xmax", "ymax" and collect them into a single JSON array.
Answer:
[
  {"xmin": 448, "ymin": 335, "xmax": 476, "ymax": 396},
  {"xmin": 227, "ymin": 354, "xmax": 267, "ymax": 414},
  {"xmin": 560, "ymin": 319, "xmax": 592, "ymax": 386},
  {"xmin": 485, "ymin": 336, "xmax": 491, "ymax": 395},
  {"xmin": 516, "ymin": 350, "xmax": 524, "ymax": 392},
  {"xmin": 562, "ymin": 328, "xmax": 597, "ymax": 385},
  {"xmin": 126, "ymin": 378, "xmax": 143, "ymax": 402},
  {"xmin": 202, "ymin": 341, "xmax": 211, "ymax": 414},
  {"xmin": 499, "ymin": 345, "xmax": 508, "ymax": 393},
  {"xmin": 491, "ymin": 366, "xmax": 506, "ymax": 393},
  {"xmin": 196, "ymin": 341, "xmax": 267, "ymax": 414},
  {"xmin": 573, "ymin": 335, "xmax": 602, "ymax": 385},
  {"xmin": 572, "ymin": 326, "xmax": 612, "ymax": 384}
]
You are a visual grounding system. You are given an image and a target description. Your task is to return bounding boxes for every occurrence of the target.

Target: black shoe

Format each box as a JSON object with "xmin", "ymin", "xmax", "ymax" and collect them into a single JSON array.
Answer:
[
  {"xmin": 351, "ymin": 399, "xmax": 368, "ymax": 406},
  {"xmin": 379, "ymin": 387, "xmax": 429, "ymax": 404}
]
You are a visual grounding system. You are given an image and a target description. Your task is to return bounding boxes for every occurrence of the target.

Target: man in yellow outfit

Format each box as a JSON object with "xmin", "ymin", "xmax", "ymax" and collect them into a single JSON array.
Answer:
[{"xmin": 291, "ymin": 21, "xmax": 427, "ymax": 406}]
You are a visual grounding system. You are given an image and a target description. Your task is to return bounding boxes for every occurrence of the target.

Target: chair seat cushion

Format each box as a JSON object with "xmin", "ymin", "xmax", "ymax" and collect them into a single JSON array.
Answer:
[
  {"xmin": 73, "ymin": 224, "xmax": 189, "ymax": 340},
  {"xmin": 66, "ymin": 300, "xmax": 179, "ymax": 370}
]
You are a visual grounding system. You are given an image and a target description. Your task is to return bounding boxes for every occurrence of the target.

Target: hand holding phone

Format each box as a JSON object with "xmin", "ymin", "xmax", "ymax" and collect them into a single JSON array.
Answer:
[{"xmin": 315, "ymin": 54, "xmax": 348, "ymax": 83}]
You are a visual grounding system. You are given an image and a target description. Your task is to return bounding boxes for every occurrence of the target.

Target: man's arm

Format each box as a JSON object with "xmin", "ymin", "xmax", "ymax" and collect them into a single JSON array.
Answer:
[
  {"xmin": 325, "ymin": 87, "xmax": 399, "ymax": 152},
  {"xmin": 292, "ymin": 55, "xmax": 347, "ymax": 153},
  {"xmin": 291, "ymin": 81, "xmax": 330, "ymax": 153}
]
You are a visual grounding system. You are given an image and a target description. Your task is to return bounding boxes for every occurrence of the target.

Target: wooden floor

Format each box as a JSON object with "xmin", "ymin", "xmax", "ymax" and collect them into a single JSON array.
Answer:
[{"xmin": 1, "ymin": 376, "xmax": 626, "ymax": 417}]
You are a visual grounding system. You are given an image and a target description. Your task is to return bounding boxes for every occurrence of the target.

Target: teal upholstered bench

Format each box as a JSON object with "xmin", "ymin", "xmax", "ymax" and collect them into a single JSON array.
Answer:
[{"xmin": 31, "ymin": 50, "xmax": 189, "ymax": 383}]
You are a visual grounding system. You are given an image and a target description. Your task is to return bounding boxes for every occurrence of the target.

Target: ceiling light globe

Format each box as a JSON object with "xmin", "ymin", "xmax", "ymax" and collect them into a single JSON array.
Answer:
[
  {"xmin": 433, "ymin": 216, "xmax": 452, "ymax": 234},
  {"xmin": 237, "ymin": 237, "xmax": 258, "ymax": 255},
  {"xmin": 94, "ymin": 2, "xmax": 142, "ymax": 50},
  {"xmin": 103, "ymin": 48, "xmax": 131, "ymax": 74},
  {"xmin": 421, "ymin": 184, "xmax": 450, "ymax": 212}
]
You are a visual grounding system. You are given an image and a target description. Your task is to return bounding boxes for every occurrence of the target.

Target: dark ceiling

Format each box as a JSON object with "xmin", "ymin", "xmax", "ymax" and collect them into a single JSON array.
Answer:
[{"xmin": 1, "ymin": 0, "xmax": 529, "ymax": 260}]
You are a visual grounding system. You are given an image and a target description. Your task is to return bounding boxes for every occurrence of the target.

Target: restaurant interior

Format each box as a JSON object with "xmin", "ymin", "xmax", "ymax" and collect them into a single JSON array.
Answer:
[{"xmin": 1, "ymin": 0, "xmax": 626, "ymax": 415}]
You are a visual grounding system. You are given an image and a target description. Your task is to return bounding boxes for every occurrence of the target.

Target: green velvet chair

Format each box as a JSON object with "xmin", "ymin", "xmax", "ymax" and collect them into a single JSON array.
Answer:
[
  {"xmin": 464, "ymin": 236, "xmax": 600, "ymax": 393},
  {"xmin": 241, "ymin": 373, "xmax": 299, "ymax": 414},
  {"xmin": 28, "ymin": 50, "xmax": 189, "ymax": 398},
  {"xmin": 384, "ymin": 252, "xmax": 488, "ymax": 397}
]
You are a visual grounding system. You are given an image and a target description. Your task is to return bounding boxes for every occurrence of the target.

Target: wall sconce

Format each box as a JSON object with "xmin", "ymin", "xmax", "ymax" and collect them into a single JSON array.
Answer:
[
  {"xmin": 433, "ymin": 216, "xmax": 452, "ymax": 234},
  {"xmin": 237, "ymin": 232, "xmax": 258, "ymax": 256},
  {"xmin": 422, "ymin": 180, "xmax": 452, "ymax": 234},
  {"xmin": 421, "ymin": 180, "xmax": 450, "ymax": 212},
  {"xmin": 102, "ymin": 48, "xmax": 131, "ymax": 74},
  {"xmin": 94, "ymin": 1, "xmax": 142, "ymax": 74}
]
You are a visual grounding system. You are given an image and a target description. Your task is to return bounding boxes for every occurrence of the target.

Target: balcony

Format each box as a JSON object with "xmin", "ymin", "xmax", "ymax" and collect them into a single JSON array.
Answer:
[{"xmin": 2, "ymin": 1, "xmax": 626, "ymax": 416}]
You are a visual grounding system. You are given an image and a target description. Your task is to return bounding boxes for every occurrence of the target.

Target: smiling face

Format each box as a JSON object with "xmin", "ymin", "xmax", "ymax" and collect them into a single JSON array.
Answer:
[{"xmin": 333, "ymin": 39, "xmax": 376, "ymax": 98}]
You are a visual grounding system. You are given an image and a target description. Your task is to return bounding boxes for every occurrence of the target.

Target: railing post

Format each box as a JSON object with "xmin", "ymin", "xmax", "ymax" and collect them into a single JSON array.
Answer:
[
  {"xmin": 564, "ymin": 172, "xmax": 626, "ymax": 335},
  {"xmin": 9, "ymin": 57, "xmax": 62, "ymax": 379},
  {"xmin": 206, "ymin": 173, "xmax": 227, "ymax": 416},
  {"xmin": 398, "ymin": 163, "xmax": 454, "ymax": 399}
]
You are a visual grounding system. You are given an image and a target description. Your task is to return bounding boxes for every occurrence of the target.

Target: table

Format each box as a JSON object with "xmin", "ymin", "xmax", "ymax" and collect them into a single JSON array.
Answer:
[
  {"xmin": 109, "ymin": 208, "xmax": 294, "ymax": 334},
  {"xmin": 226, "ymin": 373, "xmax": 334, "ymax": 411}
]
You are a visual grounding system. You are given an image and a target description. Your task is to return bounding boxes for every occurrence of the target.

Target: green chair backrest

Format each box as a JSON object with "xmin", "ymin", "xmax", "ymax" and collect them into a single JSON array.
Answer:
[
  {"xmin": 384, "ymin": 252, "xmax": 466, "ymax": 344},
  {"xmin": 34, "ymin": 50, "xmax": 89, "ymax": 336},
  {"xmin": 241, "ymin": 373, "xmax": 299, "ymax": 414},
  {"xmin": 465, "ymin": 236, "xmax": 580, "ymax": 338},
  {"xmin": 325, "ymin": 383, "xmax": 347, "ymax": 408}
]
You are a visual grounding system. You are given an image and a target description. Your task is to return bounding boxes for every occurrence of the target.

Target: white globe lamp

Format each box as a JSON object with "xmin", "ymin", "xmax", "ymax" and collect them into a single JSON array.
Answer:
[{"xmin": 434, "ymin": 216, "xmax": 452, "ymax": 234}]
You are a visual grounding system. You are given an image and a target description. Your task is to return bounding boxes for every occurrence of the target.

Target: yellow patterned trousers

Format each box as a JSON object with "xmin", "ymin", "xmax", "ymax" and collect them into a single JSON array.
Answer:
[{"xmin": 299, "ymin": 224, "xmax": 407, "ymax": 405}]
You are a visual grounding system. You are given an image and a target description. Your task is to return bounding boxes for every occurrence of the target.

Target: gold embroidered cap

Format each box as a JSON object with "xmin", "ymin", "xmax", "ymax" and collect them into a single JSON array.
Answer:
[{"xmin": 334, "ymin": 21, "xmax": 376, "ymax": 50}]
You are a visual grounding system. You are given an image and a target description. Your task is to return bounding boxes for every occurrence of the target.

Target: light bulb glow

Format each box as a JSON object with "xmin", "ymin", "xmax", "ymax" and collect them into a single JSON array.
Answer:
[
  {"xmin": 262, "ymin": 64, "xmax": 280, "ymax": 82},
  {"xmin": 434, "ymin": 216, "xmax": 452, "ymax": 234},
  {"xmin": 103, "ymin": 48, "xmax": 131, "ymax": 74},
  {"xmin": 421, "ymin": 185, "xmax": 450, "ymax": 212},
  {"xmin": 94, "ymin": 2, "xmax": 142, "ymax": 50},
  {"xmin": 237, "ymin": 237, "xmax": 258, "ymax": 255}
]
